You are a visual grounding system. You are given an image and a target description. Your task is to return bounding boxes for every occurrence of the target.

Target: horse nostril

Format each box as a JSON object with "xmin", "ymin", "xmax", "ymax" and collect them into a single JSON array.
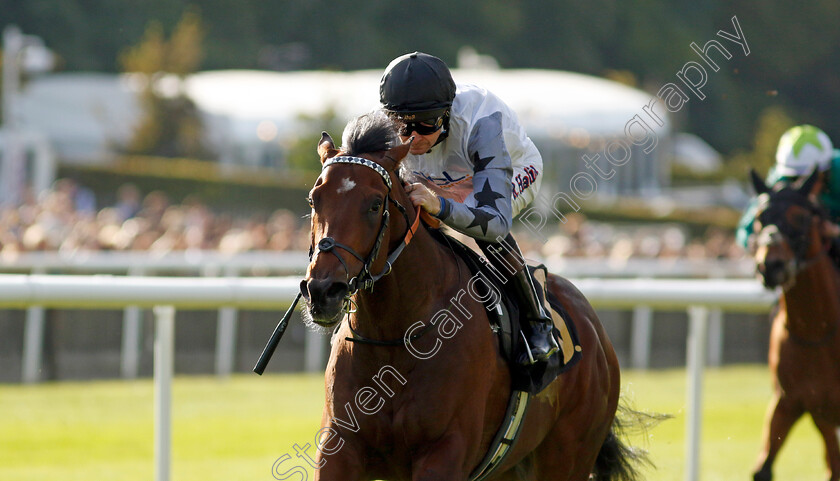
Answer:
[
  {"xmin": 305, "ymin": 278, "xmax": 348, "ymax": 304},
  {"xmin": 765, "ymin": 259, "xmax": 785, "ymax": 274},
  {"xmin": 306, "ymin": 278, "xmax": 328, "ymax": 301},
  {"xmin": 300, "ymin": 280, "xmax": 310, "ymax": 300}
]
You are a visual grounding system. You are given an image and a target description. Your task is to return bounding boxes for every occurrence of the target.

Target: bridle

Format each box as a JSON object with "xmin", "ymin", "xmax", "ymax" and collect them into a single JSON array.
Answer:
[
  {"xmin": 253, "ymin": 153, "xmax": 422, "ymax": 373},
  {"xmin": 310, "ymin": 155, "xmax": 421, "ymax": 313},
  {"xmin": 755, "ymin": 191, "xmax": 829, "ymax": 272},
  {"xmin": 755, "ymin": 190, "xmax": 840, "ymax": 344}
]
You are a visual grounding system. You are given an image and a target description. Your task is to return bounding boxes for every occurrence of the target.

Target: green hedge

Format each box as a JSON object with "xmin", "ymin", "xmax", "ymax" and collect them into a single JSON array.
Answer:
[
  {"xmin": 573, "ymin": 199, "xmax": 741, "ymax": 235},
  {"xmin": 59, "ymin": 156, "xmax": 319, "ymax": 217},
  {"xmin": 60, "ymin": 156, "xmax": 741, "ymax": 233}
]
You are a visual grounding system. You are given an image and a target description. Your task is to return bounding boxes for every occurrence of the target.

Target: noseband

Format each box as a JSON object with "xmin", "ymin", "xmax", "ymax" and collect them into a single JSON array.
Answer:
[{"xmin": 311, "ymin": 155, "xmax": 421, "ymax": 311}]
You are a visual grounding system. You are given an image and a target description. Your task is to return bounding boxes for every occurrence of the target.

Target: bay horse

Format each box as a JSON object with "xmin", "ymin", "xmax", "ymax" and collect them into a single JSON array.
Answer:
[
  {"xmin": 299, "ymin": 112, "xmax": 643, "ymax": 481},
  {"xmin": 749, "ymin": 169, "xmax": 840, "ymax": 481}
]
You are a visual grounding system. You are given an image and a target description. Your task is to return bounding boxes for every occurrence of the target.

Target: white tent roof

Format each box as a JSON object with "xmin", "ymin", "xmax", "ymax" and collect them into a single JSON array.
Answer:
[
  {"xmin": 17, "ymin": 69, "xmax": 668, "ymax": 162},
  {"xmin": 186, "ymin": 68, "xmax": 667, "ymax": 140}
]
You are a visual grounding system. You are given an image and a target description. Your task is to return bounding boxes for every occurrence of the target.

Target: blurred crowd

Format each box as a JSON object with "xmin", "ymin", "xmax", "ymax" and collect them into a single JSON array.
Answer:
[
  {"xmin": 0, "ymin": 179, "xmax": 311, "ymax": 257},
  {"xmin": 0, "ymin": 179, "xmax": 746, "ymax": 260},
  {"xmin": 515, "ymin": 212, "xmax": 746, "ymax": 263}
]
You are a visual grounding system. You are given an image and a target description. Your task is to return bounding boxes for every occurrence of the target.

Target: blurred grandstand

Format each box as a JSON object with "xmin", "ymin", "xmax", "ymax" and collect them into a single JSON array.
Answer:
[{"xmin": 12, "ymin": 68, "xmax": 672, "ymax": 192}]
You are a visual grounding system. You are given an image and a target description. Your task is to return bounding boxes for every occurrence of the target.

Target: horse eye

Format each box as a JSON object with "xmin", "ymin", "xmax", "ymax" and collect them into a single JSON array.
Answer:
[
  {"xmin": 370, "ymin": 200, "xmax": 383, "ymax": 213},
  {"xmin": 307, "ymin": 196, "xmax": 314, "ymax": 208}
]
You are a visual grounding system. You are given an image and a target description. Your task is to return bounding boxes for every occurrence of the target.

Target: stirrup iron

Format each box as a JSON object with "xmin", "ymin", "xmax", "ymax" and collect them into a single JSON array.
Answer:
[{"xmin": 519, "ymin": 331, "xmax": 536, "ymax": 365}]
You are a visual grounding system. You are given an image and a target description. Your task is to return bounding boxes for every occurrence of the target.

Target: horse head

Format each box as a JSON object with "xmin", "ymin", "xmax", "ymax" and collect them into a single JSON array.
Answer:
[
  {"xmin": 749, "ymin": 167, "xmax": 826, "ymax": 289},
  {"xmin": 300, "ymin": 112, "xmax": 415, "ymax": 327}
]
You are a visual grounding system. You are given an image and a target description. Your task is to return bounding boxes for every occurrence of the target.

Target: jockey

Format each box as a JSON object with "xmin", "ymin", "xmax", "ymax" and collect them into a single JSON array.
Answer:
[
  {"xmin": 736, "ymin": 124, "xmax": 840, "ymax": 265},
  {"xmin": 379, "ymin": 51, "xmax": 559, "ymax": 366}
]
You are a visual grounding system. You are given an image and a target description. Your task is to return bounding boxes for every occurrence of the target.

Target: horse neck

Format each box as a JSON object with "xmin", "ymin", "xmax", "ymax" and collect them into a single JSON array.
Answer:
[
  {"xmin": 351, "ymin": 221, "xmax": 460, "ymax": 341},
  {"xmin": 780, "ymin": 248, "xmax": 840, "ymax": 341}
]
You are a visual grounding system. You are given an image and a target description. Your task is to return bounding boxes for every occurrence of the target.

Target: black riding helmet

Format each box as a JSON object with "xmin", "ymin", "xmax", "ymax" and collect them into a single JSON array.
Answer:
[{"xmin": 380, "ymin": 52, "xmax": 455, "ymax": 123}]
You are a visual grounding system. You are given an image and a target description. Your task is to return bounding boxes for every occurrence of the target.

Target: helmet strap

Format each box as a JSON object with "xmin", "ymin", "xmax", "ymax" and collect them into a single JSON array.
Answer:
[{"xmin": 428, "ymin": 110, "xmax": 451, "ymax": 152}]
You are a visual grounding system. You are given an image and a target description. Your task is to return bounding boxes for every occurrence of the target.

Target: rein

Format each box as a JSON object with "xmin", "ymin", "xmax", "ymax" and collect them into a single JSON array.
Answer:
[
  {"xmin": 313, "ymin": 155, "xmax": 426, "ymax": 345},
  {"xmin": 793, "ymin": 244, "xmax": 832, "ymax": 272},
  {"xmin": 253, "ymin": 154, "xmax": 421, "ymax": 372}
]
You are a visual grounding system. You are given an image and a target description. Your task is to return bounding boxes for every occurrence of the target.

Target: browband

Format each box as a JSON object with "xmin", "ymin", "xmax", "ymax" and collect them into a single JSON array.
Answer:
[{"xmin": 322, "ymin": 156, "xmax": 392, "ymax": 190}]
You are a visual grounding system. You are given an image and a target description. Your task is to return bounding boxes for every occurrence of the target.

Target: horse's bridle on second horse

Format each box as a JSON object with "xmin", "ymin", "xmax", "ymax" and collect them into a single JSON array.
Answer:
[
  {"xmin": 310, "ymin": 155, "xmax": 421, "ymax": 313},
  {"xmin": 755, "ymin": 190, "xmax": 829, "ymax": 271}
]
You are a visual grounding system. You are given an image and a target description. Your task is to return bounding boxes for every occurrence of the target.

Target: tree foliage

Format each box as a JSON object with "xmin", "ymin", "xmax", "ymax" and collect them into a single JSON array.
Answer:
[
  {"xmin": 726, "ymin": 107, "xmax": 794, "ymax": 177},
  {"xmin": 118, "ymin": 7, "xmax": 212, "ymax": 160},
  {"xmin": 284, "ymin": 109, "xmax": 346, "ymax": 173}
]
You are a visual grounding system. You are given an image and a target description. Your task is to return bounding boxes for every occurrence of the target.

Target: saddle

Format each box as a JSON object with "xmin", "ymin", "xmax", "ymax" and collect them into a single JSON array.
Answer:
[
  {"xmin": 427, "ymin": 229, "xmax": 582, "ymax": 394},
  {"xmin": 426, "ymin": 229, "xmax": 584, "ymax": 480}
]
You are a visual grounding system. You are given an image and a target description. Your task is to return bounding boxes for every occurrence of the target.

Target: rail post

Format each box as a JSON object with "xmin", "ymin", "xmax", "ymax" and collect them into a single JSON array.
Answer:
[
  {"xmin": 121, "ymin": 266, "xmax": 145, "ymax": 379},
  {"xmin": 215, "ymin": 266, "xmax": 239, "ymax": 377},
  {"xmin": 685, "ymin": 305, "xmax": 709, "ymax": 481},
  {"xmin": 153, "ymin": 305, "xmax": 175, "ymax": 481},
  {"xmin": 630, "ymin": 304, "xmax": 653, "ymax": 369},
  {"xmin": 21, "ymin": 267, "xmax": 46, "ymax": 383}
]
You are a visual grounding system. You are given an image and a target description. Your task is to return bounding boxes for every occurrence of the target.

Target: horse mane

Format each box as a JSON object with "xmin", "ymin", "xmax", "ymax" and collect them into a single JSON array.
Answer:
[
  {"xmin": 341, "ymin": 110, "xmax": 401, "ymax": 157},
  {"xmin": 341, "ymin": 110, "xmax": 415, "ymax": 184}
]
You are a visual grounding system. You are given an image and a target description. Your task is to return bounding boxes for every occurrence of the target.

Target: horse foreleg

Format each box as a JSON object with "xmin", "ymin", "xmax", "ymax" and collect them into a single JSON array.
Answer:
[
  {"xmin": 813, "ymin": 418, "xmax": 840, "ymax": 481},
  {"xmin": 752, "ymin": 393, "xmax": 804, "ymax": 481},
  {"xmin": 311, "ymin": 441, "xmax": 366, "ymax": 481},
  {"xmin": 410, "ymin": 433, "xmax": 470, "ymax": 481}
]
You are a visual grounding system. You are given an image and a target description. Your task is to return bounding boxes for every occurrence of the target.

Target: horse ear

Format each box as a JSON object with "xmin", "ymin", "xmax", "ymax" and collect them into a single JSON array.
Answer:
[
  {"xmin": 317, "ymin": 132, "xmax": 339, "ymax": 164},
  {"xmin": 749, "ymin": 168, "xmax": 769, "ymax": 195},
  {"xmin": 796, "ymin": 166, "xmax": 820, "ymax": 196},
  {"xmin": 386, "ymin": 136, "xmax": 414, "ymax": 165}
]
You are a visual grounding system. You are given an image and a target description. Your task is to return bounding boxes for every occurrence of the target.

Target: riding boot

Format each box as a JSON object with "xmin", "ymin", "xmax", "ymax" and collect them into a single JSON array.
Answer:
[{"xmin": 477, "ymin": 234, "xmax": 560, "ymax": 366}]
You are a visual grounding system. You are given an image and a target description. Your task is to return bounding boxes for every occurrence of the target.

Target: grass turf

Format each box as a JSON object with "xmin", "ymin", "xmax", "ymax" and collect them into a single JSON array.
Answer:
[
  {"xmin": 622, "ymin": 367, "xmax": 823, "ymax": 481},
  {"xmin": 0, "ymin": 366, "xmax": 826, "ymax": 480}
]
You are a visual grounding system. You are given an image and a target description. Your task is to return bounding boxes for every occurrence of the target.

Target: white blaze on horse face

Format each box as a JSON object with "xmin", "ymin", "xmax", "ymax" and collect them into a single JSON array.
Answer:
[
  {"xmin": 757, "ymin": 224, "xmax": 781, "ymax": 247},
  {"xmin": 337, "ymin": 178, "xmax": 356, "ymax": 194}
]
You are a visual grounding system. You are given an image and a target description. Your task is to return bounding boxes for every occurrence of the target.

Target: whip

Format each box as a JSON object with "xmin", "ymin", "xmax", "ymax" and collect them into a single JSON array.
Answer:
[{"xmin": 253, "ymin": 292, "xmax": 302, "ymax": 375}]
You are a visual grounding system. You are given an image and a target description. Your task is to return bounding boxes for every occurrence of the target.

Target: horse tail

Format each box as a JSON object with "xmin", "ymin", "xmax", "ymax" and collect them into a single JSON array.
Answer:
[{"xmin": 592, "ymin": 402, "xmax": 669, "ymax": 481}]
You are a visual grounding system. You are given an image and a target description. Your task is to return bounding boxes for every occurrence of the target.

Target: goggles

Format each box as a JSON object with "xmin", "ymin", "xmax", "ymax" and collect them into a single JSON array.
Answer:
[{"xmin": 398, "ymin": 115, "xmax": 444, "ymax": 136}]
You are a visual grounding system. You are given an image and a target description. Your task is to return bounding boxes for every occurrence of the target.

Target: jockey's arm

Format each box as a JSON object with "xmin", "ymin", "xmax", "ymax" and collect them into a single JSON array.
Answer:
[
  {"xmin": 823, "ymin": 219, "xmax": 840, "ymax": 238},
  {"xmin": 736, "ymin": 199, "xmax": 759, "ymax": 249},
  {"xmin": 819, "ymin": 153, "xmax": 840, "ymax": 222},
  {"xmin": 411, "ymin": 113, "xmax": 514, "ymax": 243}
]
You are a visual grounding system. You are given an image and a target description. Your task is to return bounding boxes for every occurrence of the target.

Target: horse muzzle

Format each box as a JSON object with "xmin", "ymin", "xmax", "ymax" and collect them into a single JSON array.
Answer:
[
  {"xmin": 757, "ymin": 258, "xmax": 795, "ymax": 289},
  {"xmin": 300, "ymin": 277, "xmax": 349, "ymax": 326}
]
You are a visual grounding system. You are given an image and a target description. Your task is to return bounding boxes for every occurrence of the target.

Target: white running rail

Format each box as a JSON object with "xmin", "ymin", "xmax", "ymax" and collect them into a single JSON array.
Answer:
[{"xmin": 0, "ymin": 274, "xmax": 777, "ymax": 481}]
